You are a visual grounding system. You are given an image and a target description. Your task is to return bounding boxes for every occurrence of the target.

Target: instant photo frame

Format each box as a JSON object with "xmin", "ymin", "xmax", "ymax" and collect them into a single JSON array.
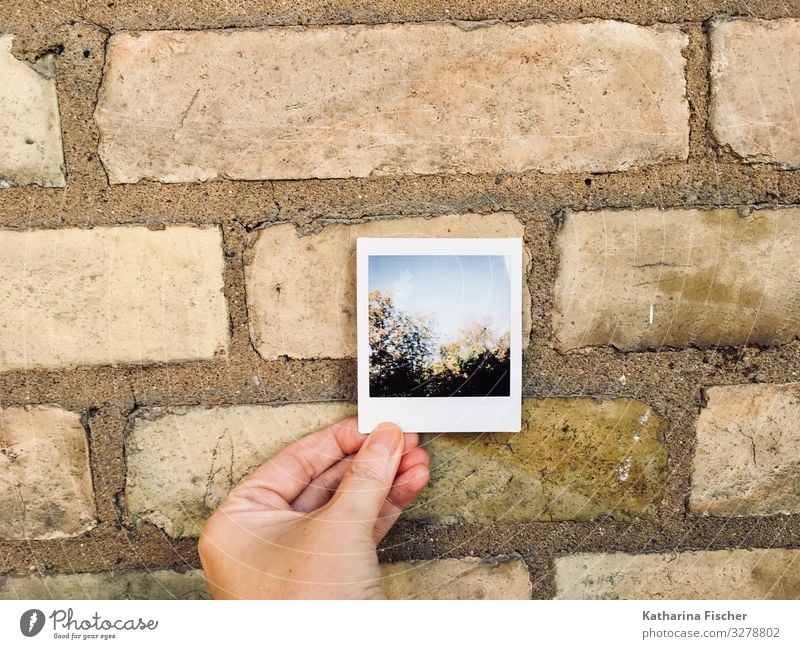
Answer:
[{"xmin": 357, "ymin": 237, "xmax": 522, "ymax": 433}]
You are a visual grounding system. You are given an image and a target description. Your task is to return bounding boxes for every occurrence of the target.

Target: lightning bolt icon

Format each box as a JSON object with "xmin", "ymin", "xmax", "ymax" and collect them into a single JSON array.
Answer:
[{"xmin": 28, "ymin": 611, "xmax": 38, "ymax": 632}]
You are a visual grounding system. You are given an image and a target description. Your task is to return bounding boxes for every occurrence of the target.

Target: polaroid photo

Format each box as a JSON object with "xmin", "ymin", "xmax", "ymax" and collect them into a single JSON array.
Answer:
[{"xmin": 357, "ymin": 237, "xmax": 522, "ymax": 433}]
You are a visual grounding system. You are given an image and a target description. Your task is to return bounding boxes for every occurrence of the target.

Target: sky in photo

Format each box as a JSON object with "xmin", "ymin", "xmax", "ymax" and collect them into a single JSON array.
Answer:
[{"xmin": 368, "ymin": 254, "xmax": 511, "ymax": 343}]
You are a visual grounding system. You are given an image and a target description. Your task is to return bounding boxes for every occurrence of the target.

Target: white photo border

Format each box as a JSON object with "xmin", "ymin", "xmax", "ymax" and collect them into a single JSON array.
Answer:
[{"xmin": 357, "ymin": 237, "xmax": 522, "ymax": 434}]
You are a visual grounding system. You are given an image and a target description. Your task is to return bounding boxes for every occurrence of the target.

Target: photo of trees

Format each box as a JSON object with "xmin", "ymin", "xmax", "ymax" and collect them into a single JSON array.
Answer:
[{"xmin": 368, "ymin": 255, "xmax": 511, "ymax": 398}]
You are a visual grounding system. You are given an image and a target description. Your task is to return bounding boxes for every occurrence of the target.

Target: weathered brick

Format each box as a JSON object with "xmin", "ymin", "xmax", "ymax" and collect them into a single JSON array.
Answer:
[
  {"xmin": 556, "ymin": 549, "xmax": 800, "ymax": 599},
  {"xmin": 127, "ymin": 397, "xmax": 663, "ymax": 535},
  {"xmin": 0, "ymin": 226, "xmax": 229, "ymax": 370},
  {"xmin": 0, "ymin": 569, "xmax": 209, "ymax": 600},
  {"xmin": 0, "ymin": 35, "xmax": 65, "ymax": 188},
  {"xmin": 125, "ymin": 402, "xmax": 356, "ymax": 537},
  {"xmin": 95, "ymin": 22, "xmax": 688, "ymax": 184},
  {"xmin": 0, "ymin": 406, "xmax": 95, "ymax": 539},
  {"xmin": 555, "ymin": 208, "xmax": 800, "ymax": 351},
  {"xmin": 245, "ymin": 213, "xmax": 531, "ymax": 360},
  {"xmin": 381, "ymin": 557, "xmax": 531, "ymax": 599},
  {"xmin": 404, "ymin": 397, "xmax": 668, "ymax": 524},
  {"xmin": 0, "ymin": 558, "xmax": 529, "ymax": 599},
  {"xmin": 711, "ymin": 18, "xmax": 800, "ymax": 168},
  {"xmin": 691, "ymin": 383, "xmax": 800, "ymax": 517}
]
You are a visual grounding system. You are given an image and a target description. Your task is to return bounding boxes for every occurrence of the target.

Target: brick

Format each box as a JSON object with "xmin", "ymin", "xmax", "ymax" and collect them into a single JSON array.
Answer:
[
  {"xmin": 554, "ymin": 208, "xmax": 800, "ymax": 351},
  {"xmin": 125, "ymin": 402, "xmax": 356, "ymax": 537},
  {"xmin": 0, "ymin": 569, "xmax": 209, "ymax": 600},
  {"xmin": 127, "ymin": 397, "xmax": 663, "ymax": 536},
  {"xmin": 711, "ymin": 19, "xmax": 800, "ymax": 168},
  {"xmin": 0, "ymin": 35, "xmax": 65, "ymax": 188},
  {"xmin": 0, "ymin": 559, "xmax": 528, "ymax": 599},
  {"xmin": 245, "ymin": 213, "xmax": 531, "ymax": 360},
  {"xmin": 691, "ymin": 383, "xmax": 800, "ymax": 517},
  {"xmin": 556, "ymin": 549, "xmax": 800, "ymax": 599},
  {"xmin": 404, "ymin": 397, "xmax": 668, "ymax": 524},
  {"xmin": 381, "ymin": 557, "xmax": 531, "ymax": 600},
  {"xmin": 0, "ymin": 226, "xmax": 229, "ymax": 370},
  {"xmin": 0, "ymin": 406, "xmax": 95, "ymax": 540},
  {"xmin": 95, "ymin": 22, "xmax": 688, "ymax": 184}
]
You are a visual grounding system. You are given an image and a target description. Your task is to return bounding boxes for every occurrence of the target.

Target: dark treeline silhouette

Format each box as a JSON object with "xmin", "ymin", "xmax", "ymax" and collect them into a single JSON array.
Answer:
[{"xmin": 368, "ymin": 290, "xmax": 510, "ymax": 398}]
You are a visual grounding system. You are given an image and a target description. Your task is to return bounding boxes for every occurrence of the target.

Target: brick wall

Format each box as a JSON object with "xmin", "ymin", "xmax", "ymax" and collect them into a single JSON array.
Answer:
[{"xmin": 1, "ymin": 0, "xmax": 799, "ymax": 600}]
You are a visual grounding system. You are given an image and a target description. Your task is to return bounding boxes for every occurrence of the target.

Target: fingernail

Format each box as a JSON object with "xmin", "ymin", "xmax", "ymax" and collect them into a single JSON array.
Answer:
[{"xmin": 369, "ymin": 422, "xmax": 402, "ymax": 457}]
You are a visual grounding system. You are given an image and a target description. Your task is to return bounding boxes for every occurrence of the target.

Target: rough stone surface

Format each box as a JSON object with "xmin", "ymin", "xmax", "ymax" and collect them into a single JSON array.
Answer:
[
  {"xmin": 691, "ymin": 382, "xmax": 800, "ymax": 517},
  {"xmin": 0, "ymin": 569, "xmax": 209, "ymax": 599},
  {"xmin": 556, "ymin": 549, "xmax": 800, "ymax": 599},
  {"xmin": 0, "ymin": 226, "xmax": 229, "ymax": 370},
  {"xmin": 404, "ymin": 397, "xmax": 668, "ymax": 524},
  {"xmin": 246, "ymin": 213, "xmax": 531, "ymax": 360},
  {"xmin": 125, "ymin": 402, "xmax": 357, "ymax": 537},
  {"xmin": 95, "ymin": 22, "xmax": 688, "ymax": 184},
  {"xmin": 0, "ymin": 406, "xmax": 95, "ymax": 540},
  {"xmin": 555, "ymin": 208, "xmax": 800, "ymax": 351},
  {"xmin": 710, "ymin": 18, "xmax": 800, "ymax": 168},
  {"xmin": 381, "ymin": 557, "xmax": 532, "ymax": 599},
  {"xmin": 1, "ymin": 0, "xmax": 798, "ymax": 32},
  {"xmin": 0, "ymin": 35, "xmax": 65, "ymax": 188},
  {"xmin": 0, "ymin": 558, "xmax": 529, "ymax": 599}
]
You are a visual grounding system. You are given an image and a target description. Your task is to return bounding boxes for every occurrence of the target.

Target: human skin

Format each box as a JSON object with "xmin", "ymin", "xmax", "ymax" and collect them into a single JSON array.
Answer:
[{"xmin": 198, "ymin": 418, "xmax": 430, "ymax": 599}]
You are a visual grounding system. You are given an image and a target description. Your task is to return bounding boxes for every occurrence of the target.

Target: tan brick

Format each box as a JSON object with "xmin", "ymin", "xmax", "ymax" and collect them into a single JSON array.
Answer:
[
  {"xmin": 404, "ymin": 397, "xmax": 668, "ymax": 524},
  {"xmin": 0, "ymin": 406, "xmax": 95, "ymax": 540},
  {"xmin": 127, "ymin": 397, "xmax": 665, "ymax": 535},
  {"xmin": 0, "ymin": 226, "xmax": 229, "ymax": 370},
  {"xmin": 691, "ymin": 383, "xmax": 800, "ymax": 517},
  {"xmin": 711, "ymin": 19, "xmax": 800, "ymax": 168},
  {"xmin": 95, "ymin": 22, "xmax": 688, "ymax": 184},
  {"xmin": 0, "ymin": 569, "xmax": 208, "ymax": 599},
  {"xmin": 555, "ymin": 208, "xmax": 800, "ymax": 351},
  {"xmin": 0, "ymin": 560, "xmax": 528, "ymax": 599},
  {"xmin": 0, "ymin": 35, "xmax": 65, "ymax": 188},
  {"xmin": 125, "ymin": 402, "xmax": 356, "ymax": 537},
  {"xmin": 381, "ymin": 557, "xmax": 531, "ymax": 600},
  {"xmin": 246, "ymin": 213, "xmax": 530, "ymax": 360},
  {"xmin": 556, "ymin": 549, "xmax": 800, "ymax": 599}
]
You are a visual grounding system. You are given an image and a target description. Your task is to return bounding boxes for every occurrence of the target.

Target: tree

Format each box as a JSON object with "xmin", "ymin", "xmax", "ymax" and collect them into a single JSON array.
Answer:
[
  {"xmin": 368, "ymin": 290, "xmax": 436, "ymax": 396},
  {"xmin": 369, "ymin": 291, "xmax": 510, "ymax": 398},
  {"xmin": 426, "ymin": 319, "xmax": 510, "ymax": 397}
]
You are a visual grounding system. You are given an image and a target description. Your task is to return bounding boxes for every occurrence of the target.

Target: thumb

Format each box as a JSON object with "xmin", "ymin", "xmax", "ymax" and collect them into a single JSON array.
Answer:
[{"xmin": 329, "ymin": 422, "xmax": 403, "ymax": 522}]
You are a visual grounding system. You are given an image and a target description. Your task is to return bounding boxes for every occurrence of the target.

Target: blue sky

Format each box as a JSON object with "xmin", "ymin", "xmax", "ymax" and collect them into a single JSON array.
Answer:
[{"xmin": 368, "ymin": 255, "xmax": 511, "ymax": 343}]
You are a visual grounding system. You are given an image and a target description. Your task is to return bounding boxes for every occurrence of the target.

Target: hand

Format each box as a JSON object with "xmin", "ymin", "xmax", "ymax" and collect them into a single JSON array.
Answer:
[{"xmin": 198, "ymin": 417, "xmax": 429, "ymax": 599}]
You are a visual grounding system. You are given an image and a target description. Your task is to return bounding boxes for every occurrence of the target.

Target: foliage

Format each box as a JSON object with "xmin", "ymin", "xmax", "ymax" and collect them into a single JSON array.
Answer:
[
  {"xmin": 368, "ymin": 290, "xmax": 510, "ymax": 397},
  {"xmin": 368, "ymin": 290, "xmax": 436, "ymax": 396}
]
